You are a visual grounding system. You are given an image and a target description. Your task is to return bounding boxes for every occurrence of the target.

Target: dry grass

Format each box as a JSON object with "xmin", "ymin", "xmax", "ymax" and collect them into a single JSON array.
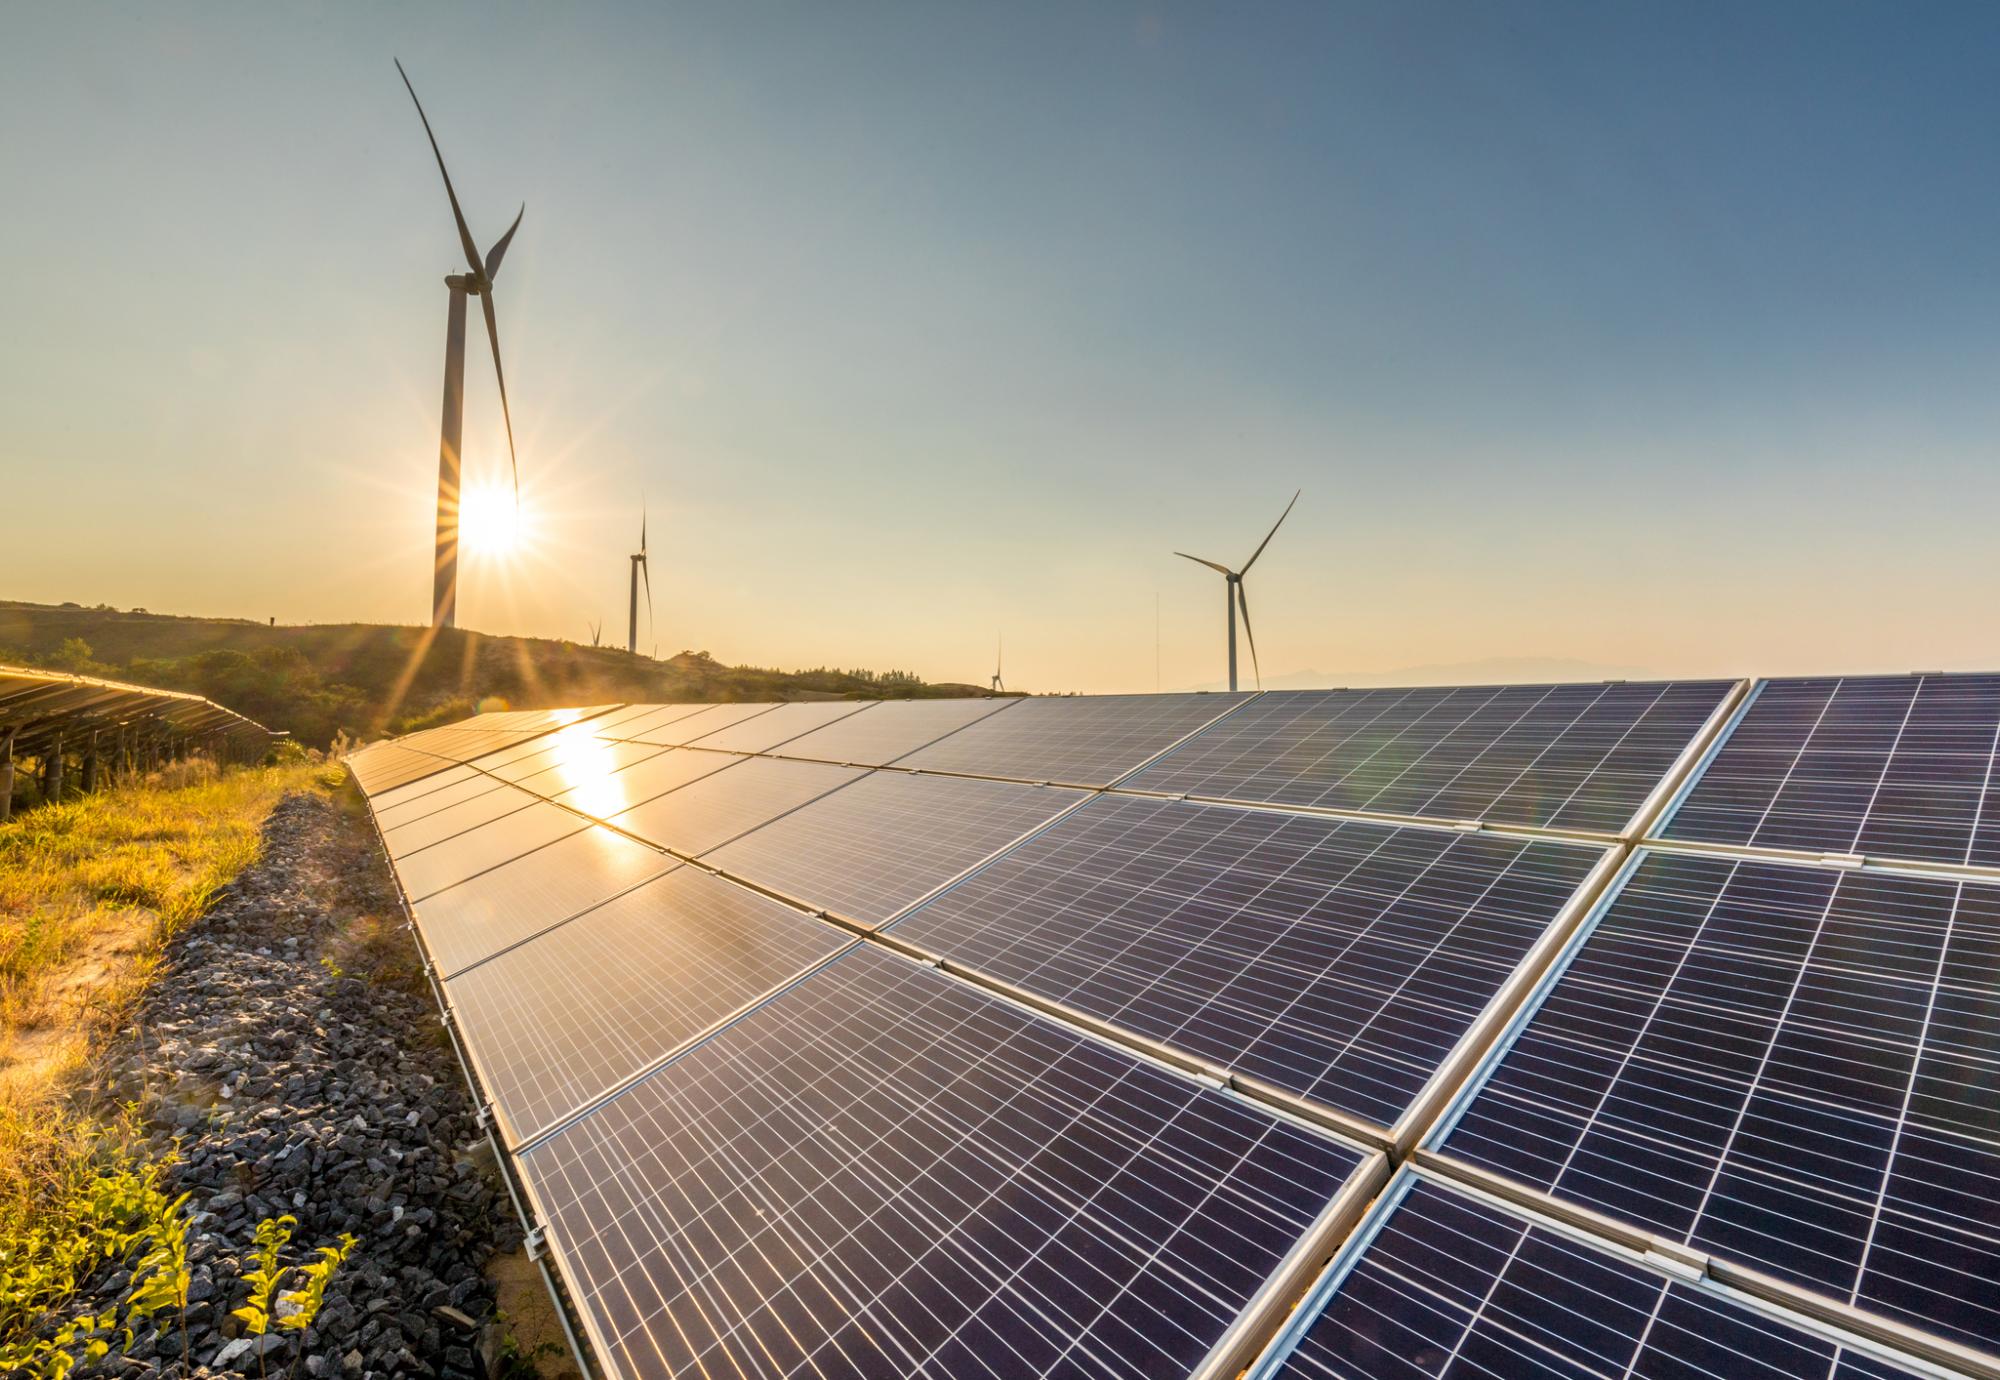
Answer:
[{"xmin": 0, "ymin": 759, "xmax": 330, "ymax": 1352}]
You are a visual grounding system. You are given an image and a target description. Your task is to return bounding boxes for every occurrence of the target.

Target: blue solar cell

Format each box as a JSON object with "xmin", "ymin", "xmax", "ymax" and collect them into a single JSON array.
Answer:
[
  {"xmin": 1260, "ymin": 1177, "xmax": 1926, "ymax": 1379},
  {"xmin": 1661, "ymin": 673, "xmax": 2000, "ymax": 866},
  {"xmin": 519, "ymin": 945, "xmax": 1365, "ymax": 1380},
  {"xmin": 1436, "ymin": 850, "xmax": 2000, "ymax": 1355},
  {"xmin": 893, "ymin": 794, "xmax": 1605, "ymax": 1128},
  {"xmin": 1127, "ymin": 681, "xmax": 1734, "ymax": 833}
]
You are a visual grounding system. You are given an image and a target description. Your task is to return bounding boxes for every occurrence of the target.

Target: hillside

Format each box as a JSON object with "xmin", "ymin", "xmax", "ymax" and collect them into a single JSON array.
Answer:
[{"xmin": 0, "ymin": 601, "xmax": 995, "ymax": 748}]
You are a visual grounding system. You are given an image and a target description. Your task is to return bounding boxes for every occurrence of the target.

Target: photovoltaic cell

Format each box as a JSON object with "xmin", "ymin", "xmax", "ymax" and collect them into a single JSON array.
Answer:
[
  {"xmin": 518, "ymin": 945, "xmax": 1365, "ymax": 1380},
  {"xmin": 896, "ymin": 692, "xmax": 1250, "ymax": 787},
  {"xmin": 411, "ymin": 823, "xmax": 676, "ymax": 976},
  {"xmin": 1263, "ymin": 1176, "xmax": 1923, "ymax": 1380},
  {"xmin": 445, "ymin": 867, "xmax": 851, "ymax": 1145},
  {"xmin": 1437, "ymin": 850, "xmax": 2000, "ymax": 1355},
  {"xmin": 1661, "ymin": 673, "xmax": 2000, "ymax": 866},
  {"xmin": 771, "ymin": 698, "xmax": 1016, "ymax": 766},
  {"xmin": 607, "ymin": 757, "xmax": 866, "ymax": 856},
  {"xmin": 682, "ymin": 700, "xmax": 874, "ymax": 753},
  {"xmin": 380, "ymin": 782, "xmax": 541, "ymax": 858},
  {"xmin": 705, "ymin": 772, "xmax": 1084, "ymax": 926},
  {"xmin": 391, "ymin": 802, "xmax": 587, "ymax": 903},
  {"xmin": 1126, "ymin": 681, "xmax": 1735, "ymax": 834},
  {"xmin": 893, "ymin": 795, "xmax": 1604, "ymax": 1127}
]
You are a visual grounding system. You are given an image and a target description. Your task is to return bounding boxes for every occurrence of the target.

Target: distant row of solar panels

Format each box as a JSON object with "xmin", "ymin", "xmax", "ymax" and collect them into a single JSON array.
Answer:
[{"xmin": 344, "ymin": 674, "xmax": 2000, "ymax": 1380}]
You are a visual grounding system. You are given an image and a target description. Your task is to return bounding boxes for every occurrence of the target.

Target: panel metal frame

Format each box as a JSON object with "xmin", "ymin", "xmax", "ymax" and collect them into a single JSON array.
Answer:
[
  {"xmin": 1245, "ymin": 1164, "xmax": 1979, "ymax": 1380},
  {"xmin": 1644, "ymin": 676, "xmax": 2000, "ymax": 883},
  {"xmin": 1412, "ymin": 844, "xmax": 2000, "ymax": 1380}
]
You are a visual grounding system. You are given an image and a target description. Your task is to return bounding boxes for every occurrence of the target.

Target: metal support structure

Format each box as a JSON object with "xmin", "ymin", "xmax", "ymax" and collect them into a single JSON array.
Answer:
[
  {"xmin": 0, "ymin": 730, "xmax": 13, "ymax": 823},
  {"xmin": 432, "ymin": 275, "xmax": 471, "ymax": 630},
  {"xmin": 45, "ymin": 735, "xmax": 63, "ymax": 803}
]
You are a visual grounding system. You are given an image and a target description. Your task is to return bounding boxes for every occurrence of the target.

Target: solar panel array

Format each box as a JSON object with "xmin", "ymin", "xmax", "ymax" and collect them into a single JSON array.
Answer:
[{"xmin": 348, "ymin": 675, "xmax": 2000, "ymax": 1380}]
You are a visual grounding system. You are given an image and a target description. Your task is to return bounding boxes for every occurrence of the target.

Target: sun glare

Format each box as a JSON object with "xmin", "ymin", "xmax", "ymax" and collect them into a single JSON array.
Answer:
[{"xmin": 459, "ymin": 483, "xmax": 525, "ymax": 557}]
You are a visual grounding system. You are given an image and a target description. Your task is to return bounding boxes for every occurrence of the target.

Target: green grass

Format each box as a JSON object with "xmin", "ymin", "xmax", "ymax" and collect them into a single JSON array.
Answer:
[{"xmin": 0, "ymin": 759, "xmax": 330, "ymax": 1359}]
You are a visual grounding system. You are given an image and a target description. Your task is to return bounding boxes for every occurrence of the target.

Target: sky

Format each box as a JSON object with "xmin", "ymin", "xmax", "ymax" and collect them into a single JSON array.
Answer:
[{"xmin": 4, "ymin": 3, "xmax": 1998, "ymax": 694}]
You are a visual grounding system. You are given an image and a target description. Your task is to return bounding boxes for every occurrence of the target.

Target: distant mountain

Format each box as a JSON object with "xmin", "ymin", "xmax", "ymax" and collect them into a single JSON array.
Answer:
[
  {"xmin": 0, "ymin": 601, "xmax": 992, "ymax": 748},
  {"xmin": 1177, "ymin": 655, "xmax": 1652, "ymax": 693}
]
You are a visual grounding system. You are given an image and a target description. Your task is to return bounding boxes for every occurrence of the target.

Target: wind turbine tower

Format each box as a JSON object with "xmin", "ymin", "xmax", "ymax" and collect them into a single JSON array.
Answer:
[
  {"xmin": 991, "ymin": 636, "xmax": 1005, "ymax": 694},
  {"xmin": 1175, "ymin": 490, "xmax": 1300, "ymax": 693},
  {"xmin": 628, "ymin": 510, "xmax": 652, "ymax": 656},
  {"xmin": 396, "ymin": 59, "xmax": 525, "ymax": 630}
]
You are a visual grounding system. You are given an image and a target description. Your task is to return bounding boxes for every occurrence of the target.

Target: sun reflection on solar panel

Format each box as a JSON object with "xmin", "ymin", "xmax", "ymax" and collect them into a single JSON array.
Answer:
[{"xmin": 537, "ymin": 721, "xmax": 630, "ymax": 818}]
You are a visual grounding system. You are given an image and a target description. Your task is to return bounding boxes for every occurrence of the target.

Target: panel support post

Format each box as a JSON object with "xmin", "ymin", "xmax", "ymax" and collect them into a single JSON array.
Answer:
[
  {"xmin": 46, "ymin": 735, "xmax": 63, "ymax": 804},
  {"xmin": 82, "ymin": 733, "xmax": 98, "ymax": 794},
  {"xmin": 0, "ymin": 730, "xmax": 13, "ymax": 823}
]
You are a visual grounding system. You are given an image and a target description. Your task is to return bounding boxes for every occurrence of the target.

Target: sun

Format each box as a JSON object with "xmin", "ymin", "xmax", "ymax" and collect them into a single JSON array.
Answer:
[{"xmin": 458, "ymin": 483, "xmax": 524, "ymax": 557}]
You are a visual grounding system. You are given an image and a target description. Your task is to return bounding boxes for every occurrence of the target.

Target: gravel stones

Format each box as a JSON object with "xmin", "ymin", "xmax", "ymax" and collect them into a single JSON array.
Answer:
[{"xmin": 62, "ymin": 791, "xmax": 525, "ymax": 1380}]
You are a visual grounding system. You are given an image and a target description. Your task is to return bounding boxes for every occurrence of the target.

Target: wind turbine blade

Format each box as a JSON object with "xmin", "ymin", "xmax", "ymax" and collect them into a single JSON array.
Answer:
[
  {"xmin": 485, "ymin": 204, "xmax": 524, "ymax": 281},
  {"xmin": 1174, "ymin": 551, "xmax": 1234, "ymax": 576},
  {"xmin": 640, "ymin": 501, "xmax": 647, "ymax": 556},
  {"xmin": 394, "ymin": 59, "xmax": 485, "ymax": 278},
  {"xmin": 1236, "ymin": 583, "xmax": 1262, "ymax": 689},
  {"xmin": 477, "ymin": 290, "xmax": 520, "ymax": 503},
  {"xmin": 1241, "ymin": 489, "xmax": 1301, "ymax": 574}
]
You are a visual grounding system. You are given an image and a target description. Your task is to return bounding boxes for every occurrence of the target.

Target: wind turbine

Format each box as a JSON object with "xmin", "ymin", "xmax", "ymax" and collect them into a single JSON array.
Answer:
[
  {"xmin": 991, "ymin": 635, "xmax": 1005, "ymax": 694},
  {"xmin": 628, "ymin": 508, "xmax": 653, "ymax": 656},
  {"xmin": 396, "ymin": 58, "xmax": 524, "ymax": 630},
  {"xmin": 1175, "ymin": 490, "xmax": 1300, "ymax": 693},
  {"xmin": 586, "ymin": 620, "xmax": 603, "ymax": 648}
]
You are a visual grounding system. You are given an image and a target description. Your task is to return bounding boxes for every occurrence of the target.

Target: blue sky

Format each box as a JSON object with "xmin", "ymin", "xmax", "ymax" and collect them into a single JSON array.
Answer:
[{"xmin": 4, "ymin": 3, "xmax": 1997, "ymax": 691}]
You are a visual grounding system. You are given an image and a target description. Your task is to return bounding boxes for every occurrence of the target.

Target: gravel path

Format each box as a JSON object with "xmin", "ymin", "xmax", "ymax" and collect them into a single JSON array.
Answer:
[{"xmin": 69, "ymin": 791, "xmax": 527, "ymax": 1379}]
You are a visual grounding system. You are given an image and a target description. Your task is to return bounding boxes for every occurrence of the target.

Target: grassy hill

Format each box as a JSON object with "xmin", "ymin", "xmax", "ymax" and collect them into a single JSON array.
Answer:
[{"xmin": 0, "ymin": 601, "xmax": 996, "ymax": 749}]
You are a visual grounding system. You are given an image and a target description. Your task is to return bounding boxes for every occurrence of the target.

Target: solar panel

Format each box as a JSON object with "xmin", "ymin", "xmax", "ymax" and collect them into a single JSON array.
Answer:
[
  {"xmin": 1433, "ymin": 849, "xmax": 2000, "ymax": 1355},
  {"xmin": 893, "ymin": 794, "xmax": 1607, "ymax": 1128},
  {"xmin": 585, "ymin": 702, "xmax": 728, "ymax": 742},
  {"xmin": 364, "ymin": 762, "xmax": 481, "ymax": 817},
  {"xmin": 681, "ymin": 700, "xmax": 875, "ymax": 753},
  {"xmin": 770, "ymin": 697, "xmax": 1016, "ymax": 766},
  {"xmin": 1256, "ymin": 1174, "xmax": 1926, "ymax": 1380},
  {"xmin": 509, "ymin": 737, "xmax": 670, "ymax": 798},
  {"xmin": 410, "ymin": 823, "xmax": 676, "ymax": 977},
  {"xmin": 379, "ymin": 782, "xmax": 541, "ymax": 858},
  {"xmin": 704, "ymin": 771, "xmax": 1085, "ymax": 926},
  {"xmin": 896, "ymin": 692, "xmax": 1250, "ymax": 786},
  {"xmin": 1659, "ymin": 673, "xmax": 2000, "ymax": 866},
  {"xmin": 346, "ymin": 742, "xmax": 456, "ymax": 794},
  {"xmin": 585, "ymin": 702, "xmax": 694, "ymax": 735},
  {"xmin": 624, "ymin": 702, "xmax": 781, "ymax": 746},
  {"xmin": 517, "ymin": 945, "xmax": 1368, "ymax": 1380},
  {"xmin": 606, "ymin": 756, "xmax": 867, "ymax": 857},
  {"xmin": 1126, "ymin": 681, "xmax": 1736, "ymax": 834},
  {"xmin": 390, "ymin": 802, "xmax": 587, "ymax": 903},
  {"xmin": 544, "ymin": 746, "xmax": 743, "ymax": 821},
  {"xmin": 444, "ymin": 867, "xmax": 852, "ymax": 1146}
]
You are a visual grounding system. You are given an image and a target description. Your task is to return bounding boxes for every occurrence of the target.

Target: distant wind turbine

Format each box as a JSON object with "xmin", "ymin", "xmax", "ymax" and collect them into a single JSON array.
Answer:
[
  {"xmin": 1175, "ymin": 490, "xmax": 1300, "ymax": 693},
  {"xmin": 628, "ymin": 507, "xmax": 653, "ymax": 656},
  {"xmin": 991, "ymin": 635, "xmax": 1005, "ymax": 694},
  {"xmin": 586, "ymin": 620, "xmax": 602, "ymax": 648},
  {"xmin": 396, "ymin": 58, "xmax": 525, "ymax": 631}
]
